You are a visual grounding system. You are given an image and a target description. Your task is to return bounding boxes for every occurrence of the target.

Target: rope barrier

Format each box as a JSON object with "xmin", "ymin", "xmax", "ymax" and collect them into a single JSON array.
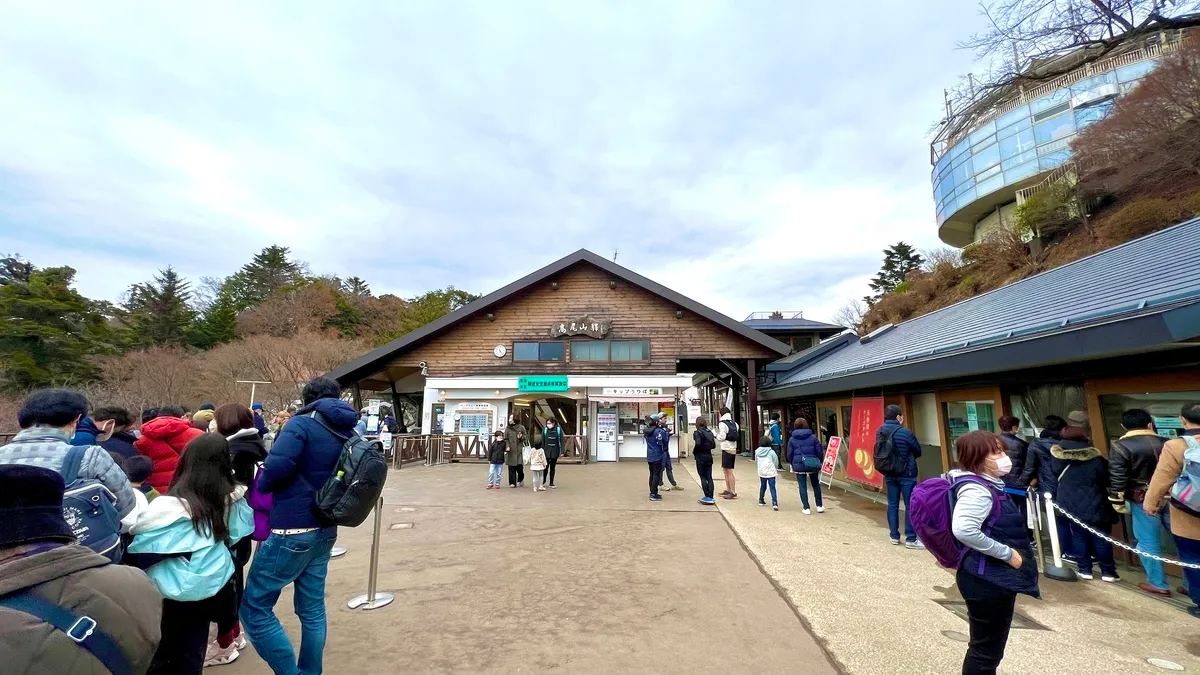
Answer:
[{"xmin": 1049, "ymin": 501, "xmax": 1200, "ymax": 570}]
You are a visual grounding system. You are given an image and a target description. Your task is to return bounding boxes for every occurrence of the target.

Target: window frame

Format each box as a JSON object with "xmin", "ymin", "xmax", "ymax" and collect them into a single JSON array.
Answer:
[
  {"xmin": 570, "ymin": 340, "xmax": 610, "ymax": 362},
  {"xmin": 513, "ymin": 341, "xmax": 565, "ymax": 362},
  {"xmin": 610, "ymin": 340, "xmax": 650, "ymax": 362}
]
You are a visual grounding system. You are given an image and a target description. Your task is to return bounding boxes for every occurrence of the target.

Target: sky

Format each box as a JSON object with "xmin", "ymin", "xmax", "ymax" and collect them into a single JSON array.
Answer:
[{"xmin": 0, "ymin": 1, "xmax": 988, "ymax": 324}]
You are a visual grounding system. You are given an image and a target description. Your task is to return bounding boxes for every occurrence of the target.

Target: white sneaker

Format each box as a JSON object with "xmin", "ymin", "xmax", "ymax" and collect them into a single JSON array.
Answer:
[
  {"xmin": 802, "ymin": 508, "xmax": 811, "ymax": 515},
  {"xmin": 1078, "ymin": 572, "xmax": 1094, "ymax": 580},
  {"xmin": 1101, "ymin": 574, "xmax": 1119, "ymax": 583},
  {"xmin": 816, "ymin": 506, "xmax": 825, "ymax": 513},
  {"xmin": 204, "ymin": 644, "xmax": 240, "ymax": 667},
  {"xmin": 661, "ymin": 485, "xmax": 672, "ymax": 491},
  {"xmin": 235, "ymin": 634, "xmax": 247, "ymax": 651}
]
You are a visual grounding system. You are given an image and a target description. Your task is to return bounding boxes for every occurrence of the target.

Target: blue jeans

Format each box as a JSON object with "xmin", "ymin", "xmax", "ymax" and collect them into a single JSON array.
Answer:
[
  {"xmin": 242, "ymin": 527, "xmax": 338, "ymax": 675},
  {"xmin": 797, "ymin": 472, "xmax": 822, "ymax": 510},
  {"xmin": 488, "ymin": 463, "xmax": 503, "ymax": 486},
  {"xmin": 1129, "ymin": 502, "xmax": 1170, "ymax": 589},
  {"xmin": 885, "ymin": 476, "xmax": 917, "ymax": 542},
  {"xmin": 1173, "ymin": 533, "xmax": 1200, "ymax": 607},
  {"xmin": 758, "ymin": 477, "xmax": 777, "ymax": 505}
]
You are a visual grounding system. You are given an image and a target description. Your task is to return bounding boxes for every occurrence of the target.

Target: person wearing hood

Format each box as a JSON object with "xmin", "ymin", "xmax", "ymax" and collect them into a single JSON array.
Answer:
[
  {"xmin": 0, "ymin": 464, "xmax": 163, "ymax": 675},
  {"xmin": 1051, "ymin": 426, "xmax": 1118, "ymax": 581},
  {"xmin": 755, "ymin": 435, "xmax": 780, "ymax": 511},
  {"xmin": 126, "ymin": 434, "xmax": 254, "ymax": 674},
  {"xmin": 644, "ymin": 414, "xmax": 671, "ymax": 502},
  {"xmin": 241, "ymin": 377, "xmax": 354, "ymax": 675},
  {"xmin": 94, "ymin": 406, "xmax": 139, "ymax": 459},
  {"xmin": 504, "ymin": 415, "xmax": 527, "ymax": 488},
  {"xmin": 786, "ymin": 418, "xmax": 825, "ymax": 514},
  {"xmin": 135, "ymin": 405, "xmax": 205, "ymax": 494}
]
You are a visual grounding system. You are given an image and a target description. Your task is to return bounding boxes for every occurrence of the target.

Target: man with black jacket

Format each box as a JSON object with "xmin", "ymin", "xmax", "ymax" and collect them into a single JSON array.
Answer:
[
  {"xmin": 998, "ymin": 416, "xmax": 1031, "ymax": 536},
  {"xmin": 1108, "ymin": 409, "xmax": 1171, "ymax": 596}
]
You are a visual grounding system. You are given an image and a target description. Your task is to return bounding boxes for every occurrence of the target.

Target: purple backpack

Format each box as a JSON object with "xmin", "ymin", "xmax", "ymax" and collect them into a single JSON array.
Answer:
[
  {"xmin": 247, "ymin": 467, "xmax": 274, "ymax": 542},
  {"xmin": 909, "ymin": 474, "xmax": 1002, "ymax": 568}
]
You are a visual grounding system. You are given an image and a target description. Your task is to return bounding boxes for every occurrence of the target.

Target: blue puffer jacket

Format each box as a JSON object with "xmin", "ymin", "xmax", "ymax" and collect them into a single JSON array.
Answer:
[
  {"xmin": 876, "ymin": 420, "xmax": 922, "ymax": 478},
  {"xmin": 644, "ymin": 426, "xmax": 670, "ymax": 463},
  {"xmin": 260, "ymin": 397, "xmax": 357, "ymax": 529},
  {"xmin": 786, "ymin": 428, "xmax": 823, "ymax": 473},
  {"xmin": 70, "ymin": 417, "xmax": 102, "ymax": 446}
]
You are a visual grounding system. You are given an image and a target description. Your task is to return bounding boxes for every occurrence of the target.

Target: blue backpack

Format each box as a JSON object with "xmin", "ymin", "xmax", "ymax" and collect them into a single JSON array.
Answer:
[{"xmin": 61, "ymin": 445, "xmax": 123, "ymax": 562}]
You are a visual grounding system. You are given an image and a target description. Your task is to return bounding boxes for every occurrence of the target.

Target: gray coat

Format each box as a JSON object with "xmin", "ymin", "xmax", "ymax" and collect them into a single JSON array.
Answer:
[{"xmin": 504, "ymin": 424, "xmax": 526, "ymax": 466}]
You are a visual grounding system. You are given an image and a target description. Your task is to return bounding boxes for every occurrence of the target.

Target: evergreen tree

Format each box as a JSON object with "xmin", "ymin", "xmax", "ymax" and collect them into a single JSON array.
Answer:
[
  {"xmin": 123, "ymin": 267, "xmax": 195, "ymax": 347},
  {"xmin": 325, "ymin": 289, "xmax": 364, "ymax": 337},
  {"xmin": 342, "ymin": 276, "xmax": 371, "ymax": 297},
  {"xmin": 188, "ymin": 291, "xmax": 239, "ymax": 349},
  {"xmin": 0, "ymin": 266, "xmax": 110, "ymax": 392},
  {"xmin": 865, "ymin": 242, "xmax": 924, "ymax": 304},
  {"xmin": 224, "ymin": 245, "xmax": 308, "ymax": 309},
  {"xmin": 1, "ymin": 254, "xmax": 35, "ymax": 285}
]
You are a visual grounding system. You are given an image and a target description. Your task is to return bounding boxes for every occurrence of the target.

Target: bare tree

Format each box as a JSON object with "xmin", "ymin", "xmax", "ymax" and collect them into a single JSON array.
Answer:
[
  {"xmin": 921, "ymin": 247, "xmax": 964, "ymax": 273},
  {"xmin": 832, "ymin": 299, "xmax": 868, "ymax": 330}
]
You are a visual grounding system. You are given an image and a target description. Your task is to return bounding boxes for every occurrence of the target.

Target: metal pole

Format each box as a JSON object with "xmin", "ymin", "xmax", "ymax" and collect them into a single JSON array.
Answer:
[
  {"xmin": 1041, "ymin": 491, "xmax": 1078, "ymax": 582},
  {"xmin": 346, "ymin": 497, "xmax": 395, "ymax": 610},
  {"xmin": 250, "ymin": 382, "xmax": 257, "ymax": 409},
  {"xmin": 1029, "ymin": 489, "xmax": 1045, "ymax": 575}
]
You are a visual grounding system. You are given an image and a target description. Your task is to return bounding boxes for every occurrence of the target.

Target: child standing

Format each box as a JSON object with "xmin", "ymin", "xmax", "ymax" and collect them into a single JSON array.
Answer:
[
  {"xmin": 756, "ymin": 435, "xmax": 780, "ymax": 511},
  {"xmin": 487, "ymin": 430, "xmax": 507, "ymax": 489},
  {"xmin": 528, "ymin": 443, "xmax": 548, "ymax": 492}
]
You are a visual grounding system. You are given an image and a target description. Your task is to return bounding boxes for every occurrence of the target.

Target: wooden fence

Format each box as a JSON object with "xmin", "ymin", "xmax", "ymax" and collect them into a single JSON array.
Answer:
[{"xmin": 409, "ymin": 433, "xmax": 589, "ymax": 466}]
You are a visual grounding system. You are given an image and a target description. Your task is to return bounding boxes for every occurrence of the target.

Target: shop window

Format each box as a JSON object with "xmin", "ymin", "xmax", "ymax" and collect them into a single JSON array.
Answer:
[
  {"xmin": 570, "ymin": 340, "xmax": 609, "ymax": 361},
  {"xmin": 943, "ymin": 400, "xmax": 996, "ymax": 464},
  {"xmin": 1099, "ymin": 391, "xmax": 1200, "ymax": 445},
  {"xmin": 513, "ymin": 341, "xmax": 564, "ymax": 361},
  {"xmin": 611, "ymin": 340, "xmax": 649, "ymax": 361}
]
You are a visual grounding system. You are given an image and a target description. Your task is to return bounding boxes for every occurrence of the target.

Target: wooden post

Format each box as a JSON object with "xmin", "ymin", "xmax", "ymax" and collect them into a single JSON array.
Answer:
[
  {"xmin": 351, "ymin": 383, "xmax": 363, "ymax": 413},
  {"xmin": 389, "ymin": 380, "xmax": 403, "ymax": 432},
  {"xmin": 747, "ymin": 359, "xmax": 759, "ymax": 447}
]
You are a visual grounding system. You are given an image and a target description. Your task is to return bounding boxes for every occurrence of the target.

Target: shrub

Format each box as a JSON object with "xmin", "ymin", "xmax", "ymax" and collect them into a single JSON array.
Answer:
[
  {"xmin": 1096, "ymin": 198, "xmax": 1182, "ymax": 245},
  {"xmin": 1015, "ymin": 181, "xmax": 1080, "ymax": 241},
  {"xmin": 1183, "ymin": 190, "xmax": 1200, "ymax": 219}
]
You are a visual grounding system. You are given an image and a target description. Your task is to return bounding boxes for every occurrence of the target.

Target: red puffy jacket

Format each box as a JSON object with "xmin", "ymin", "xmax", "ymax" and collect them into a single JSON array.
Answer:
[{"xmin": 135, "ymin": 416, "xmax": 204, "ymax": 493}]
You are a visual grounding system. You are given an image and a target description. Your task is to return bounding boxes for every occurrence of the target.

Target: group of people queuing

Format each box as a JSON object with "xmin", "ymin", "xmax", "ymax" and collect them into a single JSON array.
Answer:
[
  {"xmin": 487, "ymin": 414, "xmax": 567, "ymax": 491},
  {"xmin": 0, "ymin": 375, "xmax": 363, "ymax": 675}
]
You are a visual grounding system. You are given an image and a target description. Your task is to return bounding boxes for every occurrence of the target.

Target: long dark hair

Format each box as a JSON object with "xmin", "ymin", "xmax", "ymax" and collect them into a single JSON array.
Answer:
[{"xmin": 169, "ymin": 433, "xmax": 235, "ymax": 540}]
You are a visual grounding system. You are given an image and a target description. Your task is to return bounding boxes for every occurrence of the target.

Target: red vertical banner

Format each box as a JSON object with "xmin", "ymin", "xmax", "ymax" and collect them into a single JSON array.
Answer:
[{"xmin": 846, "ymin": 397, "xmax": 885, "ymax": 488}]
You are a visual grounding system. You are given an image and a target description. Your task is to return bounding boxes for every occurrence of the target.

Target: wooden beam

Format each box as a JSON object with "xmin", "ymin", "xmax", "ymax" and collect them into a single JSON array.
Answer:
[{"xmin": 748, "ymin": 359, "xmax": 760, "ymax": 446}]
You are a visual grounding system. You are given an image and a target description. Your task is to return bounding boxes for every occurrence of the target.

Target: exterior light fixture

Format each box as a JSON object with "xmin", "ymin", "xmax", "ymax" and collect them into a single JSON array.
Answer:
[
  {"xmin": 674, "ymin": 310, "xmax": 683, "ymax": 319},
  {"xmin": 486, "ymin": 312, "xmax": 495, "ymax": 322},
  {"xmin": 609, "ymin": 280, "xmax": 617, "ymax": 289},
  {"xmin": 551, "ymin": 282, "xmax": 559, "ymax": 290},
  {"xmin": 439, "ymin": 390, "xmax": 446, "ymax": 396}
]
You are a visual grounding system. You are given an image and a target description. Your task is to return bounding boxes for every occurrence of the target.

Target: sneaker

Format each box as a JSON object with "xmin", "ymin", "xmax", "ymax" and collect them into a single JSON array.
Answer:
[
  {"xmin": 772, "ymin": 505, "xmax": 778, "ymax": 511},
  {"xmin": 802, "ymin": 508, "xmax": 812, "ymax": 515},
  {"xmin": 672, "ymin": 484, "xmax": 683, "ymax": 491},
  {"xmin": 816, "ymin": 506, "xmax": 825, "ymax": 513},
  {"xmin": 661, "ymin": 485, "xmax": 672, "ymax": 492},
  {"xmin": 649, "ymin": 494, "xmax": 663, "ymax": 501},
  {"xmin": 550, "ymin": 484, "xmax": 557, "ymax": 489},
  {"xmin": 758, "ymin": 501, "xmax": 766, "ymax": 507},
  {"xmin": 235, "ymin": 634, "xmax": 247, "ymax": 651},
  {"xmin": 509, "ymin": 484, "xmax": 516, "ymax": 488},
  {"xmin": 204, "ymin": 644, "xmax": 240, "ymax": 667},
  {"xmin": 890, "ymin": 538, "xmax": 901, "ymax": 546},
  {"xmin": 1188, "ymin": 606, "xmax": 1200, "ymax": 618},
  {"xmin": 1101, "ymin": 574, "xmax": 1120, "ymax": 583},
  {"xmin": 518, "ymin": 482, "xmax": 524, "ymax": 488},
  {"xmin": 906, "ymin": 540, "xmax": 925, "ymax": 550},
  {"xmin": 698, "ymin": 497, "xmax": 715, "ymax": 505},
  {"xmin": 1078, "ymin": 571, "xmax": 1094, "ymax": 580}
]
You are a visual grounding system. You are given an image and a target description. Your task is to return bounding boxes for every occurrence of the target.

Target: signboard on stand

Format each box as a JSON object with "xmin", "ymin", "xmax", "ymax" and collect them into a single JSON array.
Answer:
[
  {"xmin": 846, "ymin": 397, "xmax": 884, "ymax": 488},
  {"xmin": 597, "ymin": 408, "xmax": 617, "ymax": 443},
  {"xmin": 367, "ymin": 399, "xmax": 381, "ymax": 415},
  {"xmin": 819, "ymin": 436, "xmax": 841, "ymax": 487}
]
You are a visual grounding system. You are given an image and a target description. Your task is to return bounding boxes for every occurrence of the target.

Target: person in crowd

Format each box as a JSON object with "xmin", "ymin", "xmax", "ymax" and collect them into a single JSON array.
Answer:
[
  {"xmin": 528, "ymin": 441, "xmax": 548, "ymax": 492},
  {"xmin": 141, "ymin": 407, "xmax": 160, "ymax": 426},
  {"xmin": 1022, "ymin": 414, "xmax": 1072, "ymax": 559},
  {"xmin": 948, "ymin": 431, "xmax": 1040, "ymax": 675},
  {"xmin": 692, "ymin": 417, "xmax": 716, "ymax": 505},
  {"xmin": 191, "ymin": 408, "xmax": 216, "ymax": 432},
  {"xmin": 265, "ymin": 410, "xmax": 293, "ymax": 451},
  {"xmin": 199, "ymin": 402, "xmax": 216, "ymax": 412},
  {"xmin": 1145, "ymin": 402, "xmax": 1200, "ymax": 617},
  {"xmin": 1067, "ymin": 410, "xmax": 1090, "ymax": 435},
  {"xmin": 0, "ymin": 389, "xmax": 136, "ymax": 520},
  {"xmin": 127, "ymin": 434, "xmax": 254, "ymax": 674},
  {"xmin": 1108, "ymin": 409, "xmax": 1171, "ymax": 596},
  {"xmin": 877, "ymin": 404, "xmax": 923, "ymax": 548},
  {"xmin": 655, "ymin": 414, "xmax": 683, "ymax": 492},
  {"xmin": 241, "ymin": 376, "xmax": 353, "ymax": 675},
  {"xmin": 135, "ymin": 404, "xmax": 204, "ymax": 494},
  {"xmin": 768, "ymin": 412, "xmax": 783, "ymax": 465},
  {"xmin": 0, "ymin": 464, "xmax": 163, "ymax": 674},
  {"xmin": 487, "ymin": 430, "xmax": 506, "ymax": 489},
  {"xmin": 543, "ymin": 418, "xmax": 564, "ymax": 489},
  {"xmin": 997, "ymin": 416, "xmax": 1030, "ymax": 533},
  {"xmin": 505, "ymin": 415, "xmax": 527, "ymax": 488},
  {"xmin": 1051, "ymin": 426, "xmax": 1118, "ymax": 581},
  {"xmin": 251, "ymin": 403, "xmax": 270, "ymax": 437},
  {"xmin": 123, "ymin": 454, "xmax": 160, "ymax": 502},
  {"xmin": 787, "ymin": 417, "xmax": 825, "ymax": 514},
  {"xmin": 69, "ymin": 409, "xmax": 113, "ymax": 447},
  {"xmin": 644, "ymin": 412, "xmax": 671, "ymax": 502},
  {"xmin": 718, "ymin": 406, "xmax": 739, "ymax": 500},
  {"xmin": 756, "ymin": 435, "xmax": 780, "ymax": 511},
  {"xmin": 354, "ymin": 410, "xmax": 368, "ymax": 436},
  {"xmin": 94, "ymin": 406, "xmax": 139, "ymax": 459}
]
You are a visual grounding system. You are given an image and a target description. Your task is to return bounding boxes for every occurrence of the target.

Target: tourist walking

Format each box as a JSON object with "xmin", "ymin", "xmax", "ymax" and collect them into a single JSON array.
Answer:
[
  {"xmin": 505, "ymin": 415, "xmax": 527, "ymax": 488},
  {"xmin": 127, "ymin": 434, "xmax": 254, "ymax": 675},
  {"xmin": 718, "ymin": 407, "xmax": 739, "ymax": 500},
  {"xmin": 948, "ymin": 431, "xmax": 1040, "ymax": 675},
  {"xmin": 786, "ymin": 418, "xmax": 825, "ymax": 514},
  {"xmin": 487, "ymin": 430, "xmax": 506, "ymax": 489},
  {"xmin": 756, "ymin": 435, "xmax": 779, "ymax": 511},
  {"xmin": 528, "ymin": 443, "xmax": 548, "ymax": 492},
  {"xmin": 1051, "ymin": 427, "xmax": 1118, "ymax": 581},
  {"xmin": 543, "ymin": 418, "xmax": 564, "ymax": 488},
  {"xmin": 645, "ymin": 413, "xmax": 671, "ymax": 502},
  {"xmin": 1144, "ymin": 401, "xmax": 1200, "ymax": 617},
  {"xmin": 135, "ymin": 405, "xmax": 204, "ymax": 494},
  {"xmin": 241, "ymin": 376, "xmax": 353, "ymax": 675},
  {"xmin": 0, "ymin": 464, "xmax": 163, "ymax": 675},
  {"xmin": 1107, "ymin": 409, "xmax": 1172, "ymax": 596},
  {"xmin": 768, "ymin": 412, "xmax": 783, "ymax": 464},
  {"xmin": 692, "ymin": 417, "xmax": 717, "ymax": 504},
  {"xmin": 876, "ymin": 404, "xmax": 923, "ymax": 548}
]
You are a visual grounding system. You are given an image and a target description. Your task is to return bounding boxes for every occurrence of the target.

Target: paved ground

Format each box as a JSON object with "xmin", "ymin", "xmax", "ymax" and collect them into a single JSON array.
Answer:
[
  {"xmin": 225, "ymin": 462, "xmax": 839, "ymax": 675},
  {"xmin": 693, "ymin": 462, "xmax": 1200, "ymax": 675}
]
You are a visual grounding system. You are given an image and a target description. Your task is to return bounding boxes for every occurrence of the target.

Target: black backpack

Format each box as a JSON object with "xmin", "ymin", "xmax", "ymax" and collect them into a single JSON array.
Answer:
[
  {"xmin": 873, "ymin": 427, "xmax": 905, "ymax": 477},
  {"xmin": 309, "ymin": 414, "xmax": 389, "ymax": 527},
  {"xmin": 694, "ymin": 428, "xmax": 716, "ymax": 453}
]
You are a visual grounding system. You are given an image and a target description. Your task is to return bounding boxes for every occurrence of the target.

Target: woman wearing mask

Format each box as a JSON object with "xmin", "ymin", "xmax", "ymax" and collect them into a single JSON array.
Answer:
[
  {"xmin": 948, "ymin": 431, "xmax": 1039, "ymax": 675},
  {"xmin": 504, "ymin": 415, "xmax": 527, "ymax": 488}
]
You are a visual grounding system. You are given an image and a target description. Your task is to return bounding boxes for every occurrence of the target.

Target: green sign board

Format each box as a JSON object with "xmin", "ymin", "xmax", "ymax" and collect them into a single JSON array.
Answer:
[{"xmin": 518, "ymin": 376, "xmax": 569, "ymax": 393}]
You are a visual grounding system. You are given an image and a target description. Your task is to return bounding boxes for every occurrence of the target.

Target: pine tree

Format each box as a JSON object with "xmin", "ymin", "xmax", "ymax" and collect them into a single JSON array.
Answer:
[
  {"xmin": 342, "ymin": 276, "xmax": 371, "ymax": 297},
  {"xmin": 188, "ymin": 291, "xmax": 239, "ymax": 349},
  {"xmin": 123, "ymin": 267, "xmax": 195, "ymax": 347},
  {"xmin": 224, "ymin": 246, "xmax": 308, "ymax": 310},
  {"xmin": 0, "ymin": 254, "xmax": 34, "ymax": 285},
  {"xmin": 865, "ymin": 242, "xmax": 924, "ymax": 304},
  {"xmin": 0, "ymin": 266, "xmax": 110, "ymax": 392}
]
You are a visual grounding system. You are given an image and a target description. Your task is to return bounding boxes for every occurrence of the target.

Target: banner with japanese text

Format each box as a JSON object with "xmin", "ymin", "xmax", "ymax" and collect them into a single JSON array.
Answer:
[{"xmin": 846, "ymin": 397, "xmax": 884, "ymax": 488}]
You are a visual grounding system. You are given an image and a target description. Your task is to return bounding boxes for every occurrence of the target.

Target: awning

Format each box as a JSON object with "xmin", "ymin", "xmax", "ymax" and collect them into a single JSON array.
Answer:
[{"xmin": 589, "ymin": 395, "xmax": 676, "ymax": 403}]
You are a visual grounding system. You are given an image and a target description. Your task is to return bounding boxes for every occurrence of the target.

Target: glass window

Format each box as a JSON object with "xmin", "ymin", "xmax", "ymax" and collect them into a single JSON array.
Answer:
[
  {"xmin": 949, "ymin": 138, "xmax": 970, "ymax": 160},
  {"xmin": 968, "ymin": 122, "xmax": 996, "ymax": 147},
  {"xmin": 997, "ymin": 116, "xmax": 1032, "ymax": 140},
  {"xmin": 1070, "ymin": 71, "xmax": 1117, "ymax": 95},
  {"xmin": 1116, "ymin": 59, "xmax": 1159, "ymax": 83},
  {"xmin": 1075, "ymin": 101, "xmax": 1113, "ymax": 128},
  {"xmin": 1039, "ymin": 149, "xmax": 1072, "ymax": 170},
  {"xmin": 973, "ymin": 141, "xmax": 1000, "ymax": 173},
  {"xmin": 513, "ymin": 342, "xmax": 539, "ymax": 361},
  {"xmin": 943, "ymin": 400, "xmax": 996, "ymax": 464},
  {"xmin": 1004, "ymin": 158, "xmax": 1040, "ymax": 183},
  {"xmin": 995, "ymin": 104, "xmax": 1030, "ymax": 129},
  {"xmin": 570, "ymin": 340, "xmax": 609, "ymax": 361},
  {"xmin": 975, "ymin": 172, "xmax": 1005, "ymax": 197},
  {"xmin": 1032, "ymin": 102, "xmax": 1070, "ymax": 122},
  {"xmin": 976, "ymin": 163, "xmax": 1001, "ymax": 182},
  {"xmin": 1034, "ymin": 113, "xmax": 1076, "ymax": 145},
  {"xmin": 999, "ymin": 129, "xmax": 1036, "ymax": 160},
  {"xmin": 955, "ymin": 187, "xmax": 977, "ymax": 212},
  {"xmin": 610, "ymin": 340, "xmax": 649, "ymax": 361},
  {"xmin": 538, "ymin": 342, "xmax": 564, "ymax": 361},
  {"xmin": 1030, "ymin": 88, "xmax": 1070, "ymax": 114},
  {"xmin": 950, "ymin": 158, "xmax": 973, "ymax": 189}
]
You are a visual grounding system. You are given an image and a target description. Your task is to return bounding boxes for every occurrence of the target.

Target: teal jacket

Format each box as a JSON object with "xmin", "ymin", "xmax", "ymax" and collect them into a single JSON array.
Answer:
[{"xmin": 128, "ymin": 486, "xmax": 253, "ymax": 601}]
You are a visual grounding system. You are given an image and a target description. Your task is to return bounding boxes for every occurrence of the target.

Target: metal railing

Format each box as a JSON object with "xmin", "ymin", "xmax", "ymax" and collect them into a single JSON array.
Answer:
[
  {"xmin": 744, "ymin": 311, "xmax": 806, "ymax": 321},
  {"xmin": 1014, "ymin": 162, "xmax": 1078, "ymax": 204}
]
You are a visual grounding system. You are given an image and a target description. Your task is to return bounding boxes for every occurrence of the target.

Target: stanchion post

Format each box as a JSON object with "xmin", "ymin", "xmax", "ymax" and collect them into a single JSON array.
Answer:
[
  {"xmin": 347, "ymin": 497, "xmax": 395, "ymax": 610},
  {"xmin": 1041, "ymin": 491, "xmax": 1078, "ymax": 582}
]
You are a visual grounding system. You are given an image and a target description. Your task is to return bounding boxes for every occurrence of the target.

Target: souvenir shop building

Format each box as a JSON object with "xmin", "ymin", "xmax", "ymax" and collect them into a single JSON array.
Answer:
[{"xmin": 328, "ymin": 250, "xmax": 788, "ymax": 462}]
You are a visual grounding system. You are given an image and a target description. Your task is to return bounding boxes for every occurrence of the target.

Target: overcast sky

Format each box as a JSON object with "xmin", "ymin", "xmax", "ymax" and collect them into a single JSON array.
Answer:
[{"xmin": 0, "ymin": 1, "xmax": 987, "ymax": 323}]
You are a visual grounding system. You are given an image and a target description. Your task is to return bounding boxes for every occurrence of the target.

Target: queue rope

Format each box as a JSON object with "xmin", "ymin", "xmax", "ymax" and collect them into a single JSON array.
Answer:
[{"xmin": 1049, "ymin": 501, "xmax": 1200, "ymax": 570}]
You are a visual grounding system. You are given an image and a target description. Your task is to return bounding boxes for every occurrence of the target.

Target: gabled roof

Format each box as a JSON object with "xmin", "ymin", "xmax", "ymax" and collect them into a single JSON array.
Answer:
[
  {"xmin": 762, "ymin": 217, "xmax": 1200, "ymax": 399},
  {"xmin": 328, "ymin": 249, "xmax": 790, "ymax": 385}
]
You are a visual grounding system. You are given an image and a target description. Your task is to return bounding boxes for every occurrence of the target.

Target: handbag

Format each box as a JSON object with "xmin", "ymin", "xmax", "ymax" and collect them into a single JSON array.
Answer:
[
  {"xmin": 522, "ymin": 445, "xmax": 532, "ymax": 465},
  {"xmin": 801, "ymin": 456, "xmax": 823, "ymax": 472}
]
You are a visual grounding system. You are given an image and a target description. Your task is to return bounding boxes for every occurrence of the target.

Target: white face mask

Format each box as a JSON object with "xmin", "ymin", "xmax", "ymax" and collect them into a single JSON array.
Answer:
[{"xmin": 992, "ymin": 455, "xmax": 1013, "ymax": 476}]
